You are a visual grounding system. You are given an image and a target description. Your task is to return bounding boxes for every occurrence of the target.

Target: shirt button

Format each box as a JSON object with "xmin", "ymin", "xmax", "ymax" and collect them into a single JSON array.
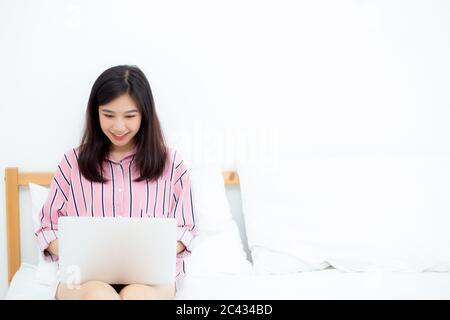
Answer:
[{"xmin": 118, "ymin": 188, "xmax": 122, "ymax": 193}]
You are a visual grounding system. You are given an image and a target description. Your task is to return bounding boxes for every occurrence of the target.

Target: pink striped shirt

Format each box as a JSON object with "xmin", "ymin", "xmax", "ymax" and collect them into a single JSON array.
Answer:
[{"xmin": 35, "ymin": 146, "xmax": 197, "ymax": 283}]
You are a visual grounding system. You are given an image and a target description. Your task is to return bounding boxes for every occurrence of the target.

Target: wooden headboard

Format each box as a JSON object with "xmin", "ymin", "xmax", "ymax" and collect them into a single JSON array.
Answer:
[{"xmin": 4, "ymin": 167, "xmax": 239, "ymax": 284}]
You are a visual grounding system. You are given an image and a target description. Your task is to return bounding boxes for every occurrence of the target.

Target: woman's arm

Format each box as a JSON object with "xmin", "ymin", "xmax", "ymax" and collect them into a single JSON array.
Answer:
[
  {"xmin": 171, "ymin": 151, "xmax": 197, "ymax": 258},
  {"xmin": 35, "ymin": 151, "xmax": 71, "ymax": 261}
]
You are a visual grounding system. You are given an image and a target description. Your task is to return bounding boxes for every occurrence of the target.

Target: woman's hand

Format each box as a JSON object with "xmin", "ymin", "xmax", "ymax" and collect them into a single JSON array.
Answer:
[
  {"xmin": 47, "ymin": 239, "xmax": 59, "ymax": 256},
  {"xmin": 176, "ymin": 241, "xmax": 186, "ymax": 254}
]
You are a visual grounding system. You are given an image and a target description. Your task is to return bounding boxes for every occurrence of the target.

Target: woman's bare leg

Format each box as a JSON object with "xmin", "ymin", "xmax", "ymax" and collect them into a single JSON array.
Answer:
[
  {"xmin": 119, "ymin": 283, "xmax": 175, "ymax": 300},
  {"xmin": 56, "ymin": 280, "xmax": 121, "ymax": 300}
]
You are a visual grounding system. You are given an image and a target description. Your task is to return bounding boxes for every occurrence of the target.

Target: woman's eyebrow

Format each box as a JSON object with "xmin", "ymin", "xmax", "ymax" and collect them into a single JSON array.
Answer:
[{"xmin": 100, "ymin": 108, "xmax": 139, "ymax": 114}]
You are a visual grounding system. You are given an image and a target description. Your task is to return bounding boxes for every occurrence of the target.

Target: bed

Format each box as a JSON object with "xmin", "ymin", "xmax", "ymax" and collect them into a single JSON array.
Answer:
[
  {"xmin": 4, "ymin": 166, "xmax": 450, "ymax": 300},
  {"xmin": 6, "ymin": 262, "xmax": 450, "ymax": 300}
]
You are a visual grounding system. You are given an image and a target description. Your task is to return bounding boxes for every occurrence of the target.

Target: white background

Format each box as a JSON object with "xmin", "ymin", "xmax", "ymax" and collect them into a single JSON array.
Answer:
[{"xmin": 1, "ymin": 0, "xmax": 449, "ymax": 298}]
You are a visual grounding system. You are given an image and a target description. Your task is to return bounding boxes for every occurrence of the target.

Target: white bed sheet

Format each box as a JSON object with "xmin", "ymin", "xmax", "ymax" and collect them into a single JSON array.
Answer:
[
  {"xmin": 5, "ymin": 263, "xmax": 450, "ymax": 300},
  {"xmin": 5, "ymin": 263, "xmax": 56, "ymax": 300},
  {"xmin": 176, "ymin": 269, "xmax": 450, "ymax": 300}
]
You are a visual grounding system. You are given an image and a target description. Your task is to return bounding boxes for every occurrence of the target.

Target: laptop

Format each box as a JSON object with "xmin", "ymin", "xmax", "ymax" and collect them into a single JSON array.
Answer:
[{"xmin": 58, "ymin": 216, "xmax": 177, "ymax": 286}]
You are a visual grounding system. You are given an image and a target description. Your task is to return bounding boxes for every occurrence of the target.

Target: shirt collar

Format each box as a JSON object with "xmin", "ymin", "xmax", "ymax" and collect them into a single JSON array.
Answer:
[{"xmin": 105, "ymin": 146, "xmax": 137, "ymax": 164}]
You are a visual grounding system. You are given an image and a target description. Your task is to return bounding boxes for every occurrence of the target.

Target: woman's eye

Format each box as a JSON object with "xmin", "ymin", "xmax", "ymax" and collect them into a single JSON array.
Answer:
[{"xmin": 102, "ymin": 114, "xmax": 136, "ymax": 119}]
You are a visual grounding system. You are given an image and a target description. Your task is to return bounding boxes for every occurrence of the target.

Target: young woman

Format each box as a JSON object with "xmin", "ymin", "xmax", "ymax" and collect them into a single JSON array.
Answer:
[{"xmin": 35, "ymin": 65, "xmax": 196, "ymax": 300}]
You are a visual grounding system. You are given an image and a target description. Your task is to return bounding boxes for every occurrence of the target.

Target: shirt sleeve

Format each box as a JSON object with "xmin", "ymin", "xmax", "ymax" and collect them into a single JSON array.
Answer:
[
  {"xmin": 170, "ymin": 151, "xmax": 198, "ymax": 259},
  {"xmin": 34, "ymin": 152, "xmax": 71, "ymax": 262}
]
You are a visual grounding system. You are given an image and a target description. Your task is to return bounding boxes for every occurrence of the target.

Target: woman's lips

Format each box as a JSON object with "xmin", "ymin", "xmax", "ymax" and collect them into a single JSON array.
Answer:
[{"xmin": 111, "ymin": 132, "xmax": 129, "ymax": 141}]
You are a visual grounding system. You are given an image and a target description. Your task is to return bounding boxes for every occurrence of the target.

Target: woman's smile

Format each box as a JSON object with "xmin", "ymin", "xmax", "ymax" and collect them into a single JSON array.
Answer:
[{"xmin": 111, "ymin": 131, "xmax": 129, "ymax": 141}]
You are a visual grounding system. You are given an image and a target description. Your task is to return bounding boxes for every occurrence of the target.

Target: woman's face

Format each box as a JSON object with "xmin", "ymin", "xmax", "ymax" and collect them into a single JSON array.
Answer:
[{"xmin": 98, "ymin": 93, "xmax": 142, "ymax": 152}]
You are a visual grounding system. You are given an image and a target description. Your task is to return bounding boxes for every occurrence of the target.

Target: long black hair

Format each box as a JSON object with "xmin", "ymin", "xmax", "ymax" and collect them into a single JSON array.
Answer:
[{"xmin": 78, "ymin": 65, "xmax": 167, "ymax": 183}]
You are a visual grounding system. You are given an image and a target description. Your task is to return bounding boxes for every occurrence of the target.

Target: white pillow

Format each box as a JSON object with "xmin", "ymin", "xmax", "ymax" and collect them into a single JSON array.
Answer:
[
  {"xmin": 183, "ymin": 165, "xmax": 252, "ymax": 276},
  {"xmin": 238, "ymin": 154, "xmax": 450, "ymax": 273},
  {"xmin": 29, "ymin": 183, "xmax": 59, "ymax": 286}
]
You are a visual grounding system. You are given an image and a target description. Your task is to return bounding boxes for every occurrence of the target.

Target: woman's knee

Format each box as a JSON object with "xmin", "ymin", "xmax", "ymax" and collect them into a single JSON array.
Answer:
[
  {"xmin": 81, "ymin": 281, "xmax": 120, "ymax": 300},
  {"xmin": 57, "ymin": 280, "xmax": 120, "ymax": 300},
  {"xmin": 119, "ymin": 284, "xmax": 175, "ymax": 300}
]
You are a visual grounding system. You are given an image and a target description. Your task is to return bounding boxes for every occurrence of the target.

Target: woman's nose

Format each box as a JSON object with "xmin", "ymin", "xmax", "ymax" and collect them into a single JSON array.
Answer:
[{"xmin": 112, "ymin": 119, "xmax": 126, "ymax": 131}]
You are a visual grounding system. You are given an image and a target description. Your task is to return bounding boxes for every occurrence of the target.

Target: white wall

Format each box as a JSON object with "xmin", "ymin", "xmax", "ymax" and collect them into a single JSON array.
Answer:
[{"xmin": 1, "ymin": 0, "xmax": 449, "ymax": 298}]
